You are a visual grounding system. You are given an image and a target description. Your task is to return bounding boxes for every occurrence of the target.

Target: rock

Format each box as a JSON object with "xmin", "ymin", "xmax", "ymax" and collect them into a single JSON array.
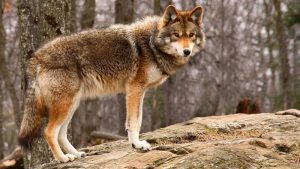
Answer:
[
  {"xmin": 275, "ymin": 109, "xmax": 300, "ymax": 117},
  {"xmin": 39, "ymin": 112, "xmax": 300, "ymax": 169}
]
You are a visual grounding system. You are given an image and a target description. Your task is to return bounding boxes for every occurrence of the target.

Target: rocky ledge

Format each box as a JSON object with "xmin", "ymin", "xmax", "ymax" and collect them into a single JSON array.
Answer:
[{"xmin": 40, "ymin": 109, "xmax": 300, "ymax": 169}]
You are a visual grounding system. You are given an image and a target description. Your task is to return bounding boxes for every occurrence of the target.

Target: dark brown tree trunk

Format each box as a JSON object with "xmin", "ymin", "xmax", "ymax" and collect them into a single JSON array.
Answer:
[
  {"xmin": 154, "ymin": 0, "xmax": 161, "ymax": 15},
  {"xmin": 70, "ymin": 0, "xmax": 77, "ymax": 32},
  {"xmin": 115, "ymin": 0, "xmax": 134, "ymax": 24},
  {"xmin": 292, "ymin": 39, "xmax": 298, "ymax": 106},
  {"xmin": 18, "ymin": 0, "xmax": 72, "ymax": 168},
  {"xmin": 0, "ymin": 0, "xmax": 5, "ymax": 159},
  {"xmin": 273, "ymin": 0, "xmax": 292, "ymax": 109},
  {"xmin": 263, "ymin": 0, "xmax": 277, "ymax": 111},
  {"xmin": 80, "ymin": 0, "xmax": 96, "ymax": 29},
  {"xmin": 115, "ymin": 0, "xmax": 135, "ymax": 136},
  {"xmin": 218, "ymin": 0, "xmax": 225, "ymax": 116},
  {"xmin": 0, "ymin": 83, "xmax": 3, "ymax": 160},
  {"xmin": 150, "ymin": 87, "xmax": 164, "ymax": 130},
  {"xmin": 117, "ymin": 94, "xmax": 127, "ymax": 136},
  {"xmin": 163, "ymin": 78, "xmax": 174, "ymax": 125}
]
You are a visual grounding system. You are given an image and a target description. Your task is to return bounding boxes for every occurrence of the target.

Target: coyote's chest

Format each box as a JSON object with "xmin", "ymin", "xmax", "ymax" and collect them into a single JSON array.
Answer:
[{"xmin": 146, "ymin": 64, "xmax": 168, "ymax": 88}]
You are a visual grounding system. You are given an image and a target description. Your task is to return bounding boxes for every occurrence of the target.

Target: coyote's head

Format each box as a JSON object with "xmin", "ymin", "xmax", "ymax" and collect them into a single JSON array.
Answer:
[{"xmin": 155, "ymin": 5, "xmax": 205, "ymax": 58}]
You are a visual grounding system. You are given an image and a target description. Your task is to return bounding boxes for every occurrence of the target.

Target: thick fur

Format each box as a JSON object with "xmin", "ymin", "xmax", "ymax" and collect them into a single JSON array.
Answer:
[
  {"xmin": 18, "ymin": 5, "xmax": 205, "ymax": 162},
  {"xmin": 18, "ymin": 58, "xmax": 45, "ymax": 150}
]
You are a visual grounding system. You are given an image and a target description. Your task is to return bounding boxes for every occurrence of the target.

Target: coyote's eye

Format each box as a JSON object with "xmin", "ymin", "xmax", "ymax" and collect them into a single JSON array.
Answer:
[
  {"xmin": 189, "ymin": 33, "xmax": 195, "ymax": 38},
  {"xmin": 173, "ymin": 33, "xmax": 180, "ymax": 38}
]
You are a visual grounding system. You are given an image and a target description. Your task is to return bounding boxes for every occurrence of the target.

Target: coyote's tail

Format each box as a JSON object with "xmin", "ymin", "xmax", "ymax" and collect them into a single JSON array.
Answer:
[{"xmin": 18, "ymin": 58, "xmax": 45, "ymax": 150}]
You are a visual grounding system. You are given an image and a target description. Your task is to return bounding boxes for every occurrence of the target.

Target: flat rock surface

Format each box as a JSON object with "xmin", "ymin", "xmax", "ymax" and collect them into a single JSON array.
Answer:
[{"xmin": 40, "ymin": 110, "xmax": 300, "ymax": 169}]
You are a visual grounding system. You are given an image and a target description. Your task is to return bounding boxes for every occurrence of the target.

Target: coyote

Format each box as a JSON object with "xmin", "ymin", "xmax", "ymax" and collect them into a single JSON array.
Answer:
[{"xmin": 19, "ymin": 5, "xmax": 205, "ymax": 162}]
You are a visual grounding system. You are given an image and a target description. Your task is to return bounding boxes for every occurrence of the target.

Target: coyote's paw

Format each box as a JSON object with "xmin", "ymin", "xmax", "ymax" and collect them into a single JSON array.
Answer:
[
  {"xmin": 58, "ymin": 154, "xmax": 76, "ymax": 163},
  {"xmin": 74, "ymin": 151, "xmax": 86, "ymax": 158},
  {"xmin": 131, "ymin": 140, "xmax": 151, "ymax": 151}
]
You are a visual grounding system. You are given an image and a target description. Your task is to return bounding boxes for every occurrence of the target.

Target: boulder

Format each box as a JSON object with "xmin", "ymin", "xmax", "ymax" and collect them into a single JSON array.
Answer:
[{"xmin": 40, "ymin": 110, "xmax": 300, "ymax": 169}]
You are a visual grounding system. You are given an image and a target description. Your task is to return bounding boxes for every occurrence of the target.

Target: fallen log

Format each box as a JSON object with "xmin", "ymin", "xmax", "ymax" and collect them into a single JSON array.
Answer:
[{"xmin": 90, "ymin": 131, "xmax": 126, "ymax": 140}]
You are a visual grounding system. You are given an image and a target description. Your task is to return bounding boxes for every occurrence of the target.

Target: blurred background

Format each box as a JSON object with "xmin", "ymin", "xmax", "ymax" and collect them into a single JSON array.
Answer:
[{"xmin": 0, "ymin": 0, "xmax": 299, "ymax": 161}]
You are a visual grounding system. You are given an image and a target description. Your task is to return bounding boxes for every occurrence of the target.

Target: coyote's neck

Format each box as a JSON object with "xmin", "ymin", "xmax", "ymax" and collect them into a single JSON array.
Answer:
[{"xmin": 149, "ymin": 35, "xmax": 185, "ymax": 76}]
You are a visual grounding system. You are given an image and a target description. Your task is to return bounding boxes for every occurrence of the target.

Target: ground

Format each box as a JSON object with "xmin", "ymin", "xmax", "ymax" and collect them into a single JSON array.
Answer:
[{"xmin": 40, "ymin": 110, "xmax": 300, "ymax": 169}]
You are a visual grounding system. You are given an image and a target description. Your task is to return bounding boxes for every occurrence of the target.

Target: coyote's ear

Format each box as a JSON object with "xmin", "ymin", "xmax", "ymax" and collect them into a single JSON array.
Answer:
[
  {"xmin": 162, "ymin": 5, "xmax": 178, "ymax": 25},
  {"xmin": 190, "ymin": 6, "xmax": 204, "ymax": 26}
]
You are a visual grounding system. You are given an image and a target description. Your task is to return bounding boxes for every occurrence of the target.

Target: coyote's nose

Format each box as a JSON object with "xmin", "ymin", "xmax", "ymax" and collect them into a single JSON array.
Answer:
[{"xmin": 183, "ymin": 49, "xmax": 191, "ymax": 57}]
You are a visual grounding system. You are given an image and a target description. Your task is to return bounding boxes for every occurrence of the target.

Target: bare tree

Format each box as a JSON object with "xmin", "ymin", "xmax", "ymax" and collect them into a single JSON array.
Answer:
[
  {"xmin": 0, "ymin": 90, "xmax": 2, "ymax": 160},
  {"xmin": 0, "ymin": 0, "xmax": 5, "ymax": 159},
  {"xmin": 263, "ymin": 0, "xmax": 277, "ymax": 110},
  {"xmin": 273, "ymin": 0, "xmax": 292, "ymax": 109},
  {"xmin": 0, "ymin": 83, "xmax": 3, "ymax": 160},
  {"xmin": 0, "ymin": 0, "xmax": 20, "ymax": 129},
  {"xmin": 18, "ymin": 0, "xmax": 72, "ymax": 168}
]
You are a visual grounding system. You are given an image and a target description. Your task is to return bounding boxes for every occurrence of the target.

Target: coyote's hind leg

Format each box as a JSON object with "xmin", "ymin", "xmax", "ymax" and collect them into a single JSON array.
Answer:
[
  {"xmin": 58, "ymin": 93, "xmax": 86, "ymax": 158},
  {"xmin": 44, "ymin": 97, "xmax": 78, "ymax": 163}
]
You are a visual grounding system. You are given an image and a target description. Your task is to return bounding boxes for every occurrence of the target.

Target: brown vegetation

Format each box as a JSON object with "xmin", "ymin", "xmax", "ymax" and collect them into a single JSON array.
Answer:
[{"xmin": 236, "ymin": 98, "xmax": 260, "ymax": 114}]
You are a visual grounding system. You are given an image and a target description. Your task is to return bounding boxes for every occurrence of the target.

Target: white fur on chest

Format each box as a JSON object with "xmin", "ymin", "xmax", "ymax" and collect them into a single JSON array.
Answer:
[{"xmin": 147, "ymin": 64, "xmax": 167, "ymax": 86}]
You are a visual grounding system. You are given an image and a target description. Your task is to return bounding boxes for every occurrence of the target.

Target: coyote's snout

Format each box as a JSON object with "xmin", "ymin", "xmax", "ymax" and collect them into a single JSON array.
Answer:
[{"xmin": 19, "ymin": 5, "xmax": 205, "ymax": 162}]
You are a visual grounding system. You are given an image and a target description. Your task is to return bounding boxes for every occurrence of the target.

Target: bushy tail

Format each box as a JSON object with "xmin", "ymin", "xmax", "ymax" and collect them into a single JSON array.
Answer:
[{"xmin": 18, "ymin": 59, "xmax": 45, "ymax": 150}]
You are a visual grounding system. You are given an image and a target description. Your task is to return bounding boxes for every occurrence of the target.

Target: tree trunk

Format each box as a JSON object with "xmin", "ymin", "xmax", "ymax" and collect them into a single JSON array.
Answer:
[
  {"xmin": 115, "ymin": 0, "xmax": 134, "ymax": 24},
  {"xmin": 0, "ymin": 0, "xmax": 5, "ymax": 159},
  {"xmin": 0, "ymin": 0, "xmax": 21, "ymax": 130},
  {"xmin": 154, "ymin": 0, "xmax": 161, "ymax": 15},
  {"xmin": 292, "ymin": 38, "xmax": 300, "ymax": 109},
  {"xmin": 0, "ymin": 83, "xmax": 3, "ymax": 160},
  {"xmin": 117, "ymin": 94, "xmax": 127, "ymax": 136},
  {"xmin": 70, "ymin": 0, "xmax": 77, "ymax": 32},
  {"xmin": 80, "ymin": 0, "xmax": 96, "ymax": 29},
  {"xmin": 115, "ymin": 0, "xmax": 135, "ymax": 136},
  {"xmin": 263, "ymin": 0, "xmax": 277, "ymax": 111},
  {"xmin": 218, "ymin": 0, "xmax": 225, "ymax": 116},
  {"xmin": 18, "ymin": 0, "xmax": 72, "ymax": 168},
  {"xmin": 273, "ymin": 0, "xmax": 292, "ymax": 109},
  {"xmin": 150, "ymin": 87, "xmax": 165, "ymax": 130}
]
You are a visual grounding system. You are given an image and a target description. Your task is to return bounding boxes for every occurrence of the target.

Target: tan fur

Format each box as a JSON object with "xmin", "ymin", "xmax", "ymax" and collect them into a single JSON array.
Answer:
[
  {"xmin": 18, "ymin": 5, "xmax": 205, "ymax": 162},
  {"xmin": 45, "ymin": 97, "xmax": 72, "ymax": 148}
]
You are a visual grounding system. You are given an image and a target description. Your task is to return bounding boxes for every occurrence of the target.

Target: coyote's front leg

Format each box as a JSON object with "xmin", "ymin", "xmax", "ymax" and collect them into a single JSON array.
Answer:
[{"xmin": 126, "ymin": 84, "xmax": 151, "ymax": 150}]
